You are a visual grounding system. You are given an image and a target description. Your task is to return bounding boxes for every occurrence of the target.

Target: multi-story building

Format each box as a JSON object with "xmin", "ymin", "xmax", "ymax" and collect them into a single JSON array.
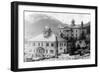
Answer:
[
  {"xmin": 59, "ymin": 20, "xmax": 90, "ymax": 40},
  {"xmin": 59, "ymin": 20, "xmax": 90, "ymax": 55},
  {"xmin": 24, "ymin": 26, "xmax": 67, "ymax": 62}
]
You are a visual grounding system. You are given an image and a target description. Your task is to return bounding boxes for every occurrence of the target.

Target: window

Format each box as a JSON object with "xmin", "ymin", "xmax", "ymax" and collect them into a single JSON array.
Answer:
[
  {"xmin": 71, "ymin": 34, "xmax": 73, "ymax": 36},
  {"xmin": 51, "ymin": 43, "xmax": 54, "ymax": 47},
  {"xmin": 38, "ymin": 43, "xmax": 40, "ymax": 46},
  {"xmin": 50, "ymin": 50, "xmax": 54, "ymax": 54},
  {"xmin": 60, "ymin": 48, "xmax": 62, "ymax": 50},
  {"xmin": 76, "ymin": 30, "xmax": 77, "ymax": 32},
  {"xmin": 64, "ymin": 43, "xmax": 66, "ymax": 46},
  {"xmin": 60, "ymin": 43, "xmax": 62, "ymax": 46},
  {"xmin": 46, "ymin": 43, "xmax": 49, "ymax": 46}
]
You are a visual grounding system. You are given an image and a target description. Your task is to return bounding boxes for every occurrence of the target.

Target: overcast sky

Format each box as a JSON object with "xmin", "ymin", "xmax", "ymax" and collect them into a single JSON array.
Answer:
[{"xmin": 25, "ymin": 11, "xmax": 91, "ymax": 25}]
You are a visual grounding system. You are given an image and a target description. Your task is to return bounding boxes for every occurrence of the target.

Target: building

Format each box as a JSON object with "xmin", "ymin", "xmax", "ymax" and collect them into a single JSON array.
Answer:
[
  {"xmin": 24, "ymin": 26, "xmax": 67, "ymax": 62},
  {"xmin": 59, "ymin": 20, "xmax": 90, "ymax": 40},
  {"xmin": 57, "ymin": 36, "xmax": 67, "ymax": 55},
  {"xmin": 58, "ymin": 20, "xmax": 90, "ymax": 55}
]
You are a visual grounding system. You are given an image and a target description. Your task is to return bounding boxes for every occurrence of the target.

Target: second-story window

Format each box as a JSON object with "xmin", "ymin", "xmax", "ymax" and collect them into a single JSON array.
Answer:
[
  {"xmin": 51, "ymin": 43, "xmax": 54, "ymax": 47},
  {"xmin": 64, "ymin": 43, "xmax": 66, "ymax": 46},
  {"xmin": 46, "ymin": 43, "xmax": 49, "ymax": 46}
]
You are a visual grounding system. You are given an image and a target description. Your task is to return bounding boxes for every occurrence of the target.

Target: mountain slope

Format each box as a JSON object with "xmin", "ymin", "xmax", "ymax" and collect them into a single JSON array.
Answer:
[{"xmin": 25, "ymin": 14, "xmax": 65, "ymax": 40}]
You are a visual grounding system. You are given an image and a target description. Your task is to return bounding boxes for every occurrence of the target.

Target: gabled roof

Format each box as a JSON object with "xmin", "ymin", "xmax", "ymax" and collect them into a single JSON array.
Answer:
[{"xmin": 57, "ymin": 36, "xmax": 67, "ymax": 42}]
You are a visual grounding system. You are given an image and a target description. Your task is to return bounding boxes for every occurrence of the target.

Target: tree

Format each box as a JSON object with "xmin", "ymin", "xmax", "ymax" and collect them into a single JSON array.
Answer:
[{"xmin": 43, "ymin": 26, "xmax": 52, "ymax": 38}]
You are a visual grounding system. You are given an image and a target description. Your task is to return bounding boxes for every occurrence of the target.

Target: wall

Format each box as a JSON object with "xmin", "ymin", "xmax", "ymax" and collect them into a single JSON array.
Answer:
[{"xmin": 0, "ymin": 0, "xmax": 99, "ymax": 73}]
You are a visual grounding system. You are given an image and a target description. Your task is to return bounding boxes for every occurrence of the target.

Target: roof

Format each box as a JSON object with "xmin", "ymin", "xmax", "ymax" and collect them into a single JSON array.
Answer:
[
  {"xmin": 59, "ymin": 22, "xmax": 90, "ymax": 29},
  {"xmin": 29, "ymin": 33, "xmax": 56, "ymax": 42},
  {"xmin": 56, "ymin": 35, "xmax": 67, "ymax": 42}
]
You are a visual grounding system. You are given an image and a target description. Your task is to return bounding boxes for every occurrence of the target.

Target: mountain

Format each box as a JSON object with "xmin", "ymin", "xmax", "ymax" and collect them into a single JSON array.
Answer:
[{"xmin": 25, "ymin": 14, "xmax": 65, "ymax": 40}]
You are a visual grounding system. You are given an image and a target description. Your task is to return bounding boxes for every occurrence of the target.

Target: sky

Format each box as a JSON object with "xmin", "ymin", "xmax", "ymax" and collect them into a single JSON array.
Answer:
[
  {"xmin": 24, "ymin": 11, "xmax": 91, "ymax": 39},
  {"xmin": 25, "ymin": 11, "xmax": 91, "ymax": 25}
]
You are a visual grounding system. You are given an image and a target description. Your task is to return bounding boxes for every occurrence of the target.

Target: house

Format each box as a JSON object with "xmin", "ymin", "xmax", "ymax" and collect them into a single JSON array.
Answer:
[
  {"xmin": 58, "ymin": 20, "xmax": 90, "ymax": 55},
  {"xmin": 24, "ymin": 26, "xmax": 67, "ymax": 61},
  {"xmin": 59, "ymin": 20, "xmax": 90, "ymax": 40},
  {"xmin": 57, "ymin": 36, "xmax": 67, "ymax": 55},
  {"xmin": 25, "ymin": 27, "xmax": 57, "ymax": 61}
]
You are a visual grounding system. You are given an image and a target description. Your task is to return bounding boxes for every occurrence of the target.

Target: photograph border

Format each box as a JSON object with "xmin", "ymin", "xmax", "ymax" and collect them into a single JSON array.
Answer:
[{"xmin": 11, "ymin": 1, "xmax": 98, "ymax": 72}]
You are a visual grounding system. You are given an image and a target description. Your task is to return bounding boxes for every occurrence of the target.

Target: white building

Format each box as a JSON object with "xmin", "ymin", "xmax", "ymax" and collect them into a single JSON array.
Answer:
[
  {"xmin": 25, "ymin": 32, "xmax": 57, "ymax": 61},
  {"xmin": 24, "ymin": 26, "xmax": 67, "ymax": 61},
  {"xmin": 57, "ymin": 36, "xmax": 67, "ymax": 55}
]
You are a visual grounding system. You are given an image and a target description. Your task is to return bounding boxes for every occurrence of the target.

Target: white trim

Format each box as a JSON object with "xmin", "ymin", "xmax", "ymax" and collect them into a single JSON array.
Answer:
[{"xmin": 18, "ymin": 5, "xmax": 95, "ymax": 69}]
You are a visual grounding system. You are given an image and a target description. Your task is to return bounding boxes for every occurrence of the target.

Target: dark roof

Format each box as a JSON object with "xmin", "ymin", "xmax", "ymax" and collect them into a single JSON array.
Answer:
[{"xmin": 56, "ymin": 35, "xmax": 67, "ymax": 42}]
